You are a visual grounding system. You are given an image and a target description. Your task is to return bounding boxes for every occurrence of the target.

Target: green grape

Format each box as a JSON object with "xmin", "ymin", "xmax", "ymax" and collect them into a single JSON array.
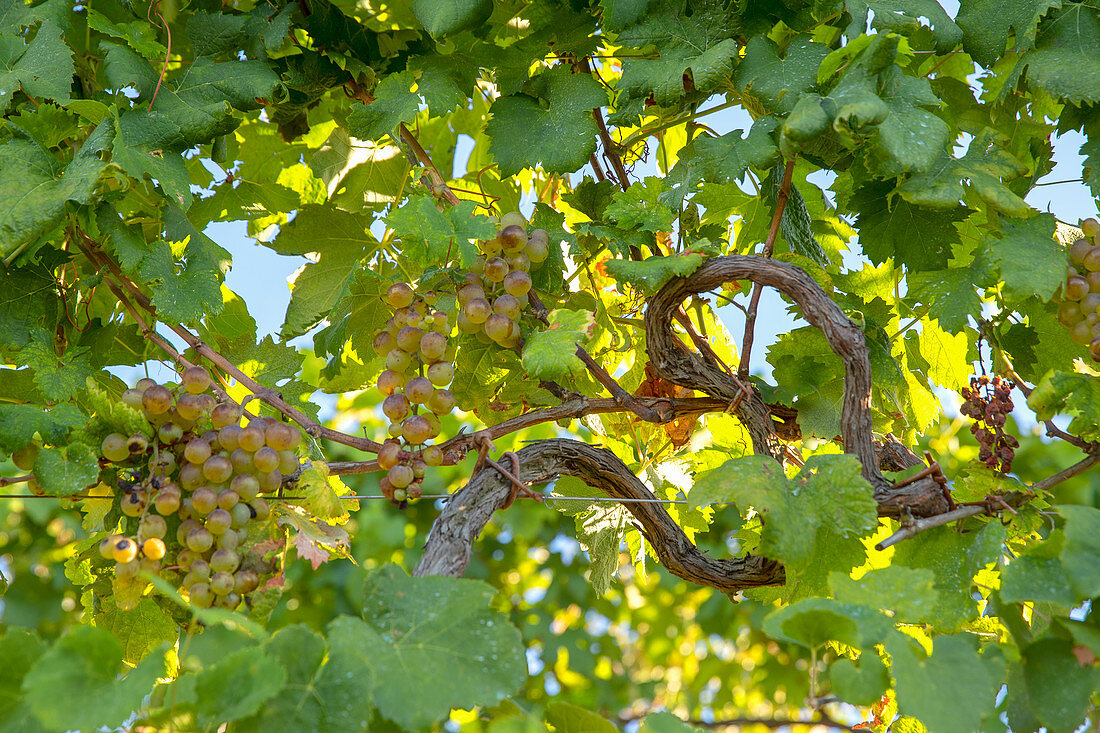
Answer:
[
  {"xmin": 385, "ymin": 282, "xmax": 416, "ymax": 309},
  {"xmin": 102, "ymin": 433, "xmax": 130, "ymax": 462},
  {"xmin": 121, "ymin": 491, "xmax": 146, "ymax": 517},
  {"xmin": 383, "ymin": 393, "xmax": 412, "ymax": 421},
  {"xmin": 411, "ymin": 460, "xmax": 427, "ymax": 479},
  {"xmin": 422, "ymin": 412, "xmax": 442, "ymax": 439},
  {"xmin": 216, "ymin": 425, "xmax": 241, "ymax": 451},
  {"xmin": 500, "ymin": 224, "xmax": 527, "ymax": 252},
  {"xmin": 1066, "ymin": 275, "xmax": 1090, "ymax": 301},
  {"xmin": 187, "ymin": 526, "xmax": 215, "ymax": 553},
  {"xmin": 1070, "ymin": 320, "xmax": 1093, "ymax": 345},
  {"xmin": 174, "ymin": 394, "xmax": 202, "ymax": 422},
  {"xmin": 482, "ymin": 237, "xmax": 503, "ymax": 257},
  {"xmin": 122, "ymin": 388, "xmax": 145, "ymax": 409},
  {"xmin": 388, "ymin": 464, "xmax": 414, "ymax": 488},
  {"xmin": 378, "ymin": 369, "xmax": 402, "ymax": 395},
  {"xmin": 373, "ymin": 329, "xmax": 396, "ymax": 357},
  {"xmin": 278, "ymin": 450, "xmax": 299, "ymax": 475},
  {"xmin": 184, "ymin": 439, "xmax": 212, "ymax": 465},
  {"xmin": 396, "ymin": 326, "xmax": 424, "ymax": 352},
  {"xmin": 221, "ymin": 592, "xmax": 243, "ymax": 609},
  {"xmin": 388, "ymin": 423, "xmax": 404, "ymax": 438},
  {"xmin": 191, "ymin": 486, "xmax": 218, "ymax": 515},
  {"xmin": 253, "ymin": 446, "xmax": 279, "ymax": 473},
  {"xmin": 422, "ymin": 445, "xmax": 443, "ymax": 466},
  {"xmin": 196, "ymin": 394, "xmax": 217, "ymax": 414},
  {"xmin": 508, "ymin": 252, "xmax": 531, "ymax": 273},
  {"xmin": 154, "ymin": 487, "xmax": 181, "ymax": 515},
  {"xmin": 386, "ymin": 348, "xmax": 414, "ymax": 373},
  {"xmin": 500, "ymin": 211, "xmax": 526, "ymax": 229},
  {"xmin": 176, "ymin": 519, "xmax": 201, "ymax": 545},
  {"xmin": 457, "ymin": 282, "xmax": 484, "ymax": 306},
  {"xmin": 258, "ymin": 469, "xmax": 283, "ymax": 493},
  {"xmin": 1083, "ymin": 292, "xmax": 1100, "ymax": 314},
  {"xmin": 128, "ymin": 433, "xmax": 149, "ymax": 454},
  {"xmin": 230, "ymin": 502, "xmax": 252, "ymax": 528},
  {"xmin": 203, "ymin": 455, "xmax": 233, "ymax": 483},
  {"xmin": 484, "ymin": 257, "xmax": 508, "ymax": 282},
  {"xmin": 494, "ymin": 294, "xmax": 521, "ymax": 320},
  {"xmin": 12, "ymin": 443, "xmax": 38, "ymax": 471},
  {"xmin": 393, "ymin": 488, "xmax": 408, "ymax": 502},
  {"xmin": 217, "ymin": 488, "xmax": 239, "ymax": 510},
  {"xmin": 239, "ymin": 425, "xmax": 265, "ymax": 452},
  {"xmin": 235, "ymin": 570, "xmax": 259, "ymax": 594},
  {"xmin": 149, "ymin": 450, "xmax": 177, "ymax": 474},
  {"xmin": 218, "ymin": 529, "xmax": 241, "ymax": 551},
  {"xmin": 525, "ymin": 237, "xmax": 549, "ymax": 264},
  {"xmin": 139, "ymin": 514, "xmax": 167, "ymax": 540},
  {"xmin": 484, "ymin": 313, "xmax": 513, "ymax": 342},
  {"xmin": 100, "ymin": 536, "xmax": 120, "ymax": 559},
  {"xmin": 405, "ymin": 377, "xmax": 434, "ymax": 405},
  {"xmin": 115, "ymin": 559, "xmax": 141, "ymax": 580},
  {"xmin": 1091, "ymin": 337, "xmax": 1100, "ymax": 359},
  {"xmin": 158, "ymin": 422, "xmax": 184, "ymax": 444},
  {"xmin": 401, "ymin": 415, "xmax": 432, "ymax": 445},
  {"xmin": 420, "ymin": 331, "xmax": 447, "ymax": 361},
  {"xmin": 211, "ymin": 402, "xmax": 242, "ymax": 429},
  {"xmin": 231, "ymin": 473, "xmax": 260, "ymax": 501},
  {"xmin": 135, "ymin": 377, "xmax": 156, "ymax": 392},
  {"xmin": 1082, "ymin": 218, "xmax": 1100, "ymax": 238},
  {"xmin": 142, "ymin": 385, "xmax": 172, "ymax": 415},
  {"xmin": 189, "ymin": 582, "xmax": 215, "ymax": 608},
  {"xmin": 457, "ymin": 311, "xmax": 480, "ymax": 334},
  {"xmin": 464, "ymin": 297, "xmax": 492, "ymax": 324},
  {"xmin": 378, "ymin": 441, "xmax": 401, "ymax": 470},
  {"xmin": 252, "ymin": 497, "xmax": 271, "ymax": 520},
  {"xmin": 502, "ymin": 270, "xmax": 532, "ymax": 297},
  {"xmin": 230, "ymin": 448, "xmax": 254, "ymax": 473},
  {"xmin": 426, "ymin": 361, "xmax": 454, "ymax": 386},
  {"xmin": 265, "ymin": 422, "xmax": 295, "ymax": 450},
  {"xmin": 1085, "ymin": 246, "xmax": 1100, "ymax": 272},
  {"xmin": 1059, "ymin": 301, "xmax": 1084, "ymax": 326},
  {"xmin": 206, "ymin": 508, "xmax": 233, "ymax": 535},
  {"xmin": 427, "ymin": 388, "xmax": 456, "ymax": 414},
  {"xmin": 182, "ymin": 365, "xmax": 212, "ymax": 394},
  {"xmin": 210, "ymin": 548, "xmax": 240, "ymax": 573}
]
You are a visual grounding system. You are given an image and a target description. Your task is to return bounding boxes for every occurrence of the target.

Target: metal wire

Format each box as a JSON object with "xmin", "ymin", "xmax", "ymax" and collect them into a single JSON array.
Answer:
[{"xmin": 0, "ymin": 492, "xmax": 692, "ymax": 505}]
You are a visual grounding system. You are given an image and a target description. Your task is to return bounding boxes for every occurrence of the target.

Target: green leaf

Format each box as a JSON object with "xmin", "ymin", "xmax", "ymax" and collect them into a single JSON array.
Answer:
[
  {"xmin": 892, "ymin": 521, "xmax": 1007, "ymax": 629},
  {"xmin": 670, "ymin": 116, "xmax": 780, "ymax": 192},
  {"xmin": 87, "ymin": 8, "xmax": 166, "ymax": 59},
  {"xmin": 829, "ymin": 652, "xmax": 890, "ymax": 706},
  {"xmin": 688, "ymin": 454, "xmax": 782, "ymax": 508},
  {"xmin": 0, "ymin": 403, "xmax": 84, "ymax": 453},
  {"xmin": 1019, "ymin": 5, "xmax": 1100, "ymax": 104},
  {"xmin": 282, "ymin": 240, "xmax": 367, "ymax": 339},
  {"xmin": 346, "ymin": 71, "xmax": 420, "ymax": 140},
  {"xmin": 344, "ymin": 565, "xmax": 526, "ymax": 730},
  {"xmin": 236, "ymin": 625, "xmax": 336, "ymax": 732},
  {"xmin": 521, "ymin": 309, "xmax": 595, "ymax": 380},
  {"xmin": 847, "ymin": 0, "xmax": 962, "ymax": 54},
  {"xmin": 411, "ymin": 0, "xmax": 492, "ymax": 37},
  {"xmin": 297, "ymin": 463, "xmax": 347, "ymax": 521},
  {"xmin": 0, "ymin": 263, "xmax": 60, "ymax": 348},
  {"xmin": 1000, "ymin": 538, "xmax": 1078, "ymax": 606},
  {"xmin": 112, "ymin": 109, "xmax": 194, "ymax": 208},
  {"xmin": 32, "ymin": 443, "xmax": 99, "ymax": 497},
  {"xmin": 0, "ymin": 21, "xmax": 73, "ymax": 110},
  {"xmin": 194, "ymin": 647, "xmax": 287, "ymax": 725},
  {"xmin": 385, "ymin": 197, "xmax": 496, "ymax": 269},
  {"xmin": 604, "ymin": 253, "xmax": 703, "ymax": 294},
  {"xmin": 1021, "ymin": 638, "xmax": 1096, "ymax": 733},
  {"xmin": 0, "ymin": 629, "xmax": 44, "ymax": 724},
  {"xmin": 0, "ymin": 120, "xmax": 113, "ymax": 257},
  {"xmin": 85, "ymin": 378, "xmax": 153, "ymax": 440},
  {"xmin": 849, "ymin": 183, "xmax": 967, "ymax": 270},
  {"xmin": 886, "ymin": 633, "xmax": 1005, "ymax": 733},
  {"xmin": 763, "ymin": 597, "xmax": 893, "ymax": 649},
  {"xmin": 907, "ymin": 269, "xmax": 981, "ymax": 332},
  {"xmin": 487, "ymin": 66, "xmax": 608, "ymax": 176},
  {"xmin": 828, "ymin": 566, "xmax": 941, "ymax": 624},
  {"xmin": 604, "ymin": 177, "xmax": 675, "ymax": 232},
  {"xmin": 616, "ymin": 1, "xmax": 741, "ymax": 104},
  {"xmin": 94, "ymin": 598, "xmax": 179, "ymax": 665},
  {"xmin": 980, "ymin": 213, "xmax": 1062, "ymax": 304},
  {"xmin": 957, "ymin": 0, "xmax": 1059, "ymax": 66},
  {"xmin": 22, "ymin": 626, "xmax": 164, "ymax": 732},
  {"xmin": 736, "ymin": 36, "xmax": 831, "ymax": 116},
  {"xmin": 1058, "ymin": 504, "xmax": 1100, "ymax": 598},
  {"xmin": 546, "ymin": 702, "xmax": 618, "ymax": 733},
  {"xmin": 1027, "ymin": 372, "xmax": 1100, "ymax": 441}
]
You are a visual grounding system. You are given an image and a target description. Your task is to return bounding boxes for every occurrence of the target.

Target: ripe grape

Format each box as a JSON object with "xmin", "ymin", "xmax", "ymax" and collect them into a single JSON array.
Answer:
[
  {"xmin": 231, "ymin": 473, "xmax": 259, "ymax": 501},
  {"xmin": 420, "ymin": 331, "xmax": 447, "ymax": 361},
  {"xmin": 401, "ymin": 415, "xmax": 432, "ymax": 445},
  {"xmin": 405, "ymin": 376, "xmax": 434, "ymax": 405},
  {"xmin": 102, "ymin": 433, "xmax": 130, "ymax": 462},
  {"xmin": 239, "ymin": 425, "xmax": 265, "ymax": 452},
  {"xmin": 191, "ymin": 486, "xmax": 218, "ymax": 515},
  {"xmin": 122, "ymin": 388, "xmax": 145, "ymax": 409},
  {"xmin": 411, "ymin": 460, "xmax": 427, "ymax": 479},
  {"xmin": 230, "ymin": 448, "xmax": 253, "ymax": 473},
  {"xmin": 187, "ymin": 526, "xmax": 215, "ymax": 553},
  {"xmin": 143, "ymin": 538, "xmax": 167, "ymax": 560},
  {"xmin": 252, "ymin": 498, "xmax": 271, "ymax": 520},
  {"xmin": 464, "ymin": 297, "xmax": 492, "ymax": 324},
  {"xmin": 127, "ymin": 433, "xmax": 149, "ymax": 454},
  {"xmin": 426, "ymin": 361, "xmax": 454, "ymax": 386},
  {"xmin": 484, "ymin": 313, "xmax": 513, "ymax": 342},
  {"xmin": 427, "ymin": 389, "xmax": 456, "ymax": 414},
  {"xmin": 230, "ymin": 503, "xmax": 252, "ymax": 528},
  {"xmin": 142, "ymin": 385, "xmax": 172, "ymax": 416},
  {"xmin": 211, "ymin": 402, "xmax": 241, "ymax": 429},
  {"xmin": 383, "ymin": 393, "xmax": 411, "ymax": 421},
  {"xmin": 112, "ymin": 538, "xmax": 139, "ymax": 563},
  {"xmin": 373, "ymin": 329, "xmax": 396, "ymax": 357},
  {"xmin": 139, "ymin": 514, "xmax": 167, "ymax": 539},
  {"xmin": 253, "ymin": 446, "xmax": 280, "ymax": 473},
  {"xmin": 182, "ymin": 365, "xmax": 213, "ymax": 394},
  {"xmin": 494, "ymin": 294, "xmax": 521, "ymax": 320},
  {"xmin": 503, "ymin": 270, "xmax": 532, "ymax": 297},
  {"xmin": 258, "ymin": 469, "xmax": 283, "ymax": 493},
  {"xmin": 484, "ymin": 257, "xmax": 508, "ymax": 282},
  {"xmin": 385, "ymin": 282, "xmax": 416, "ymax": 308},
  {"xmin": 265, "ymin": 422, "xmax": 295, "ymax": 451},
  {"xmin": 388, "ymin": 464, "xmax": 414, "ymax": 488},
  {"xmin": 500, "ymin": 211, "xmax": 526, "ymax": 230},
  {"xmin": 158, "ymin": 422, "xmax": 184, "ymax": 444},
  {"xmin": 210, "ymin": 571, "xmax": 235, "ymax": 595},
  {"xmin": 1082, "ymin": 218, "xmax": 1100, "ymax": 238},
  {"xmin": 508, "ymin": 252, "xmax": 531, "ymax": 273},
  {"xmin": 203, "ymin": 455, "xmax": 233, "ymax": 483},
  {"xmin": 500, "ymin": 224, "xmax": 527, "ymax": 252},
  {"xmin": 457, "ymin": 311, "xmax": 480, "ymax": 334},
  {"xmin": 189, "ymin": 583, "xmax": 214, "ymax": 608},
  {"xmin": 1070, "ymin": 320, "xmax": 1093, "ymax": 345},
  {"xmin": 397, "ymin": 326, "xmax": 424, "ymax": 352},
  {"xmin": 378, "ymin": 441, "xmax": 401, "ymax": 470},
  {"xmin": 278, "ymin": 450, "xmax": 300, "ymax": 475},
  {"xmin": 235, "ymin": 570, "xmax": 259, "ymax": 594},
  {"xmin": 1085, "ymin": 245, "xmax": 1100, "ymax": 272},
  {"xmin": 386, "ymin": 348, "xmax": 413, "ymax": 373},
  {"xmin": 154, "ymin": 487, "xmax": 181, "ymax": 515},
  {"xmin": 378, "ymin": 369, "xmax": 402, "ymax": 395},
  {"xmin": 422, "ymin": 445, "xmax": 443, "ymax": 466},
  {"xmin": 184, "ymin": 439, "xmax": 212, "ymax": 465},
  {"xmin": 206, "ymin": 508, "xmax": 233, "ymax": 535},
  {"xmin": 121, "ymin": 491, "xmax": 145, "ymax": 517},
  {"xmin": 210, "ymin": 548, "xmax": 240, "ymax": 573},
  {"xmin": 12, "ymin": 443, "xmax": 38, "ymax": 471}
]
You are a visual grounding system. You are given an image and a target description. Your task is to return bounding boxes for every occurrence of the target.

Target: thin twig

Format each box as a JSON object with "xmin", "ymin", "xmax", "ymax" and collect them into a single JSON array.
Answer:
[
  {"xmin": 0, "ymin": 475, "xmax": 33, "ymax": 487},
  {"xmin": 397, "ymin": 123, "xmax": 461, "ymax": 206},
  {"xmin": 738, "ymin": 161, "xmax": 795, "ymax": 378}
]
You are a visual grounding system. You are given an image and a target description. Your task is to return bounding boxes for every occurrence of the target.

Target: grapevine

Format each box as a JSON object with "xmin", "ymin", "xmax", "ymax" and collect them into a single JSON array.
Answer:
[{"xmin": 1058, "ymin": 216, "xmax": 1100, "ymax": 360}]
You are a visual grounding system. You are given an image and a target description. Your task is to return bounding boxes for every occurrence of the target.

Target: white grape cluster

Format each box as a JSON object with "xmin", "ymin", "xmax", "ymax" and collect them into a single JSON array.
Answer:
[{"xmin": 1059, "ymin": 217, "xmax": 1100, "ymax": 362}]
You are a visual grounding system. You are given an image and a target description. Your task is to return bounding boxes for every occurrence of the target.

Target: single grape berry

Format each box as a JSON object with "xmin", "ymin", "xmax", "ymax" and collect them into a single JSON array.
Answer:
[
  {"xmin": 378, "ymin": 369, "xmax": 402, "ymax": 395},
  {"xmin": 385, "ymin": 282, "xmax": 416, "ymax": 309},
  {"xmin": 189, "ymin": 583, "xmax": 215, "ymax": 608},
  {"xmin": 422, "ymin": 445, "xmax": 444, "ymax": 466},
  {"xmin": 182, "ymin": 365, "xmax": 213, "ymax": 394},
  {"xmin": 426, "ymin": 361, "xmax": 454, "ymax": 386},
  {"xmin": 101, "ymin": 433, "xmax": 130, "ymax": 462},
  {"xmin": 419, "ymin": 331, "xmax": 447, "ymax": 361},
  {"xmin": 154, "ymin": 487, "xmax": 181, "ymax": 515},
  {"xmin": 378, "ymin": 441, "xmax": 401, "ymax": 470},
  {"xmin": 210, "ymin": 548, "xmax": 240, "ymax": 573},
  {"xmin": 141, "ymin": 385, "xmax": 172, "ymax": 415},
  {"xmin": 187, "ymin": 526, "xmax": 215, "ymax": 553},
  {"xmin": 500, "ymin": 224, "xmax": 527, "ymax": 252},
  {"xmin": 238, "ymin": 424, "xmax": 266, "ymax": 452},
  {"xmin": 158, "ymin": 421, "xmax": 184, "ymax": 444},
  {"xmin": 500, "ymin": 211, "xmax": 526, "ymax": 230},
  {"xmin": 484, "ymin": 257, "xmax": 509, "ymax": 282},
  {"xmin": 211, "ymin": 402, "xmax": 242, "ymax": 429},
  {"xmin": 203, "ymin": 454, "xmax": 233, "ymax": 483},
  {"xmin": 112, "ymin": 538, "xmax": 139, "ymax": 563},
  {"xmin": 139, "ymin": 514, "xmax": 168, "ymax": 539},
  {"xmin": 373, "ymin": 329, "xmax": 396, "ymax": 357},
  {"xmin": 508, "ymin": 252, "xmax": 531, "ymax": 273},
  {"xmin": 121, "ymin": 388, "xmax": 145, "ymax": 409},
  {"xmin": 143, "ymin": 538, "xmax": 167, "ymax": 560},
  {"xmin": 388, "ymin": 464, "xmax": 414, "ymax": 488},
  {"xmin": 401, "ymin": 415, "xmax": 432, "ymax": 445},
  {"xmin": 427, "ymin": 389, "xmax": 456, "ymax": 415},
  {"xmin": 1085, "ymin": 245, "xmax": 1100, "ymax": 272},
  {"xmin": 1082, "ymin": 218, "xmax": 1100, "ymax": 238},
  {"xmin": 405, "ymin": 376, "xmax": 434, "ymax": 405},
  {"xmin": 121, "ymin": 491, "xmax": 145, "ymax": 517},
  {"xmin": 265, "ymin": 422, "xmax": 296, "ymax": 451},
  {"xmin": 383, "ymin": 393, "xmax": 412, "ymax": 422},
  {"xmin": 184, "ymin": 439, "xmax": 212, "ymax": 465},
  {"xmin": 484, "ymin": 313, "xmax": 513, "ymax": 342},
  {"xmin": 464, "ymin": 298, "xmax": 492, "ymax": 325},
  {"xmin": 386, "ymin": 348, "xmax": 413, "ymax": 373},
  {"xmin": 502, "ymin": 270, "xmax": 532, "ymax": 297},
  {"xmin": 457, "ymin": 282, "xmax": 485, "ymax": 305},
  {"xmin": 206, "ymin": 508, "xmax": 233, "ymax": 535},
  {"xmin": 493, "ymin": 294, "xmax": 521, "ymax": 320},
  {"xmin": 1067, "ymin": 275, "xmax": 1091, "ymax": 301}
]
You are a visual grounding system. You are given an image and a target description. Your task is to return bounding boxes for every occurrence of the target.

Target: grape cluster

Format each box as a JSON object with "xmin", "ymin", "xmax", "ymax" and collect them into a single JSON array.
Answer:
[
  {"xmin": 95, "ymin": 366, "xmax": 298, "ymax": 611},
  {"xmin": 371, "ymin": 212, "xmax": 548, "ymax": 504},
  {"xmin": 960, "ymin": 375, "xmax": 1018, "ymax": 472},
  {"xmin": 1057, "ymin": 217, "xmax": 1100, "ymax": 361}
]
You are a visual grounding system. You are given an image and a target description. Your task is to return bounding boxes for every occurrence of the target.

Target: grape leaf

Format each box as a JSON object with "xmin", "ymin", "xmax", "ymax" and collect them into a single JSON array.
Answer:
[
  {"xmin": 849, "ymin": 183, "xmax": 967, "ymax": 270},
  {"xmin": 137, "ymin": 240, "xmax": 223, "ymax": 325},
  {"xmin": 604, "ymin": 177, "xmax": 675, "ymax": 232},
  {"xmin": 32, "ymin": 443, "xmax": 99, "ymax": 497},
  {"xmin": 386, "ymin": 196, "xmax": 496, "ymax": 269},
  {"xmin": 487, "ymin": 66, "xmax": 608, "ymax": 176},
  {"xmin": 846, "ymin": 0, "xmax": 962, "ymax": 54},
  {"xmin": 0, "ymin": 403, "xmax": 84, "ymax": 453},
  {"xmin": 763, "ymin": 597, "xmax": 893, "ymax": 649},
  {"xmin": 20, "ymin": 328, "xmax": 95, "ymax": 401},
  {"xmin": 0, "ymin": 120, "xmax": 112, "ymax": 257},
  {"xmin": 829, "ymin": 651, "xmax": 890, "ymax": 706},
  {"xmin": 194, "ymin": 647, "xmax": 287, "ymax": 725},
  {"xmin": 828, "ymin": 567, "xmax": 941, "ymax": 623},
  {"xmin": 281, "ymin": 241, "xmax": 366, "ymax": 339},
  {"xmin": 88, "ymin": 8, "xmax": 166, "ymax": 59},
  {"xmin": 886, "ymin": 633, "xmax": 1005, "ymax": 733},
  {"xmin": 979, "ymin": 213, "xmax": 1062, "ymax": 305},
  {"xmin": 547, "ymin": 702, "xmax": 618, "ymax": 733},
  {"xmin": 1058, "ymin": 504, "xmax": 1100, "ymax": 598},
  {"xmin": 0, "ymin": 264, "xmax": 60, "ymax": 348},
  {"xmin": 956, "ymin": 0, "xmax": 1059, "ymax": 66},
  {"xmin": 338, "ymin": 565, "xmax": 526, "ymax": 730},
  {"xmin": 346, "ymin": 71, "xmax": 420, "ymax": 140},
  {"xmin": 521, "ymin": 309, "xmax": 595, "ymax": 380},
  {"xmin": 411, "ymin": 0, "xmax": 492, "ymax": 37},
  {"xmin": 22, "ymin": 626, "xmax": 164, "ymax": 732},
  {"xmin": 604, "ymin": 252, "xmax": 703, "ymax": 294},
  {"xmin": 616, "ymin": 0, "xmax": 741, "ymax": 105},
  {"xmin": 1021, "ymin": 638, "xmax": 1097, "ymax": 733},
  {"xmin": 0, "ymin": 20, "xmax": 73, "ymax": 109},
  {"xmin": 0, "ymin": 629, "xmax": 43, "ymax": 725},
  {"xmin": 736, "ymin": 36, "xmax": 831, "ymax": 116},
  {"xmin": 669, "ymin": 116, "xmax": 780, "ymax": 193},
  {"xmin": 94, "ymin": 598, "xmax": 179, "ymax": 665},
  {"xmin": 1018, "ymin": 5, "xmax": 1100, "ymax": 104}
]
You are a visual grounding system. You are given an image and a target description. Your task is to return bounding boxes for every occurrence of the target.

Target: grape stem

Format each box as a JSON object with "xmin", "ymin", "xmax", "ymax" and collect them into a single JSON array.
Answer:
[{"xmin": 397, "ymin": 123, "xmax": 461, "ymax": 207}]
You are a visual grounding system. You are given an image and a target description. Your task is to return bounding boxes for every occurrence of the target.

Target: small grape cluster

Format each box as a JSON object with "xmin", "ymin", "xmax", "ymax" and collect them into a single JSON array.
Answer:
[
  {"xmin": 96, "ymin": 366, "xmax": 298, "ymax": 611},
  {"xmin": 455, "ymin": 211, "xmax": 546, "ymax": 347},
  {"xmin": 1057, "ymin": 217, "xmax": 1100, "ymax": 361},
  {"xmin": 371, "ymin": 212, "xmax": 548, "ymax": 504},
  {"xmin": 960, "ymin": 374, "xmax": 1018, "ymax": 472}
]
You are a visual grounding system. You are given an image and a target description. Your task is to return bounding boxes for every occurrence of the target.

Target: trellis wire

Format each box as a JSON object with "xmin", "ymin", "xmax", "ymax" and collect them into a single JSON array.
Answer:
[{"xmin": 0, "ymin": 493, "xmax": 690, "ymax": 505}]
